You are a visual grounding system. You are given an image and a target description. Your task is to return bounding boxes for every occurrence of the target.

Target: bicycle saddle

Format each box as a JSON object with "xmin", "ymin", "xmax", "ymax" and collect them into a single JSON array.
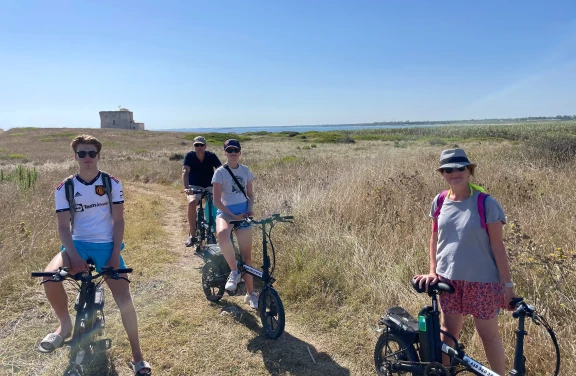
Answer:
[{"xmin": 411, "ymin": 277, "xmax": 454, "ymax": 294}]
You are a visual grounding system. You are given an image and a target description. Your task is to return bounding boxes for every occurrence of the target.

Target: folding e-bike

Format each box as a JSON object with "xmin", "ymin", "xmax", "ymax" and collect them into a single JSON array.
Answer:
[
  {"xmin": 374, "ymin": 278, "xmax": 560, "ymax": 376},
  {"xmin": 200, "ymin": 213, "xmax": 293, "ymax": 339},
  {"xmin": 32, "ymin": 263, "xmax": 132, "ymax": 376}
]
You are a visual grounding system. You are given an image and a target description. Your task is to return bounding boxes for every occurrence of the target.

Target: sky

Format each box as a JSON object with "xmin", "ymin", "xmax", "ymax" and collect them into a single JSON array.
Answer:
[{"xmin": 1, "ymin": 1, "xmax": 575, "ymax": 130}]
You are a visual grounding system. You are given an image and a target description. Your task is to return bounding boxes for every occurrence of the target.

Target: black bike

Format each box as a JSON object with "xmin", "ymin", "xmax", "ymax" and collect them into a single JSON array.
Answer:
[
  {"xmin": 32, "ymin": 263, "xmax": 132, "ymax": 376},
  {"xmin": 200, "ymin": 213, "xmax": 293, "ymax": 339},
  {"xmin": 374, "ymin": 278, "xmax": 560, "ymax": 376},
  {"xmin": 186, "ymin": 188, "xmax": 217, "ymax": 253}
]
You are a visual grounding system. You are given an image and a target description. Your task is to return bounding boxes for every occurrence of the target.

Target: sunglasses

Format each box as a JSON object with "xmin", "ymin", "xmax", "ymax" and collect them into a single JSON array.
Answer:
[
  {"xmin": 225, "ymin": 147, "xmax": 240, "ymax": 153},
  {"xmin": 442, "ymin": 166, "xmax": 467, "ymax": 174},
  {"xmin": 76, "ymin": 151, "xmax": 99, "ymax": 158},
  {"xmin": 194, "ymin": 143, "xmax": 205, "ymax": 147}
]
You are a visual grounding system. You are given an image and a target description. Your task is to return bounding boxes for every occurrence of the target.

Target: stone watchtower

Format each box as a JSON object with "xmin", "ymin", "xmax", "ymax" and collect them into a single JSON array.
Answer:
[{"xmin": 99, "ymin": 108, "xmax": 145, "ymax": 130}]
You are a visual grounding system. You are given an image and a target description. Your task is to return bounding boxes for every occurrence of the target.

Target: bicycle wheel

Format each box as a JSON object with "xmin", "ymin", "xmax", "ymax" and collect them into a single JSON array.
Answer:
[
  {"xmin": 374, "ymin": 331, "xmax": 418, "ymax": 376},
  {"xmin": 258, "ymin": 287, "xmax": 285, "ymax": 339},
  {"xmin": 202, "ymin": 260, "xmax": 225, "ymax": 301}
]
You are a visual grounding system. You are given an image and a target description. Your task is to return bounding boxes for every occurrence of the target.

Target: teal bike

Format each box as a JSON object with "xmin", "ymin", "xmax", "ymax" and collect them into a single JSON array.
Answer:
[{"xmin": 187, "ymin": 188, "xmax": 217, "ymax": 253}]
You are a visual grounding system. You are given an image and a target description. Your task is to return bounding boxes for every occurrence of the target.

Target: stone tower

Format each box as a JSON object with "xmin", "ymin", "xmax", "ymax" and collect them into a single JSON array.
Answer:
[{"xmin": 99, "ymin": 108, "xmax": 145, "ymax": 130}]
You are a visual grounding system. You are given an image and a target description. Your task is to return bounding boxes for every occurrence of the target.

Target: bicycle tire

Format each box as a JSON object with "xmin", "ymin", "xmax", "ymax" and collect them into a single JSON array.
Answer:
[
  {"xmin": 258, "ymin": 287, "xmax": 285, "ymax": 339},
  {"xmin": 374, "ymin": 331, "xmax": 419, "ymax": 376},
  {"xmin": 202, "ymin": 260, "xmax": 225, "ymax": 302}
]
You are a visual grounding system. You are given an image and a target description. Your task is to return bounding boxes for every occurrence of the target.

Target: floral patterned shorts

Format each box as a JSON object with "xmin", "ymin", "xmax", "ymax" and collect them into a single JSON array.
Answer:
[{"xmin": 438, "ymin": 276, "xmax": 505, "ymax": 320}]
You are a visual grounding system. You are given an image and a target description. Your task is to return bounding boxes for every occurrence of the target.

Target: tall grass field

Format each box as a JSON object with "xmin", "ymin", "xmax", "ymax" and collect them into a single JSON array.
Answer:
[{"xmin": 1, "ymin": 123, "xmax": 575, "ymax": 375}]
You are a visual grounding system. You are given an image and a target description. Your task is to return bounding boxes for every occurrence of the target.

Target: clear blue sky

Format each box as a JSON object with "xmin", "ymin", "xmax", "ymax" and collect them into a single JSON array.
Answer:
[{"xmin": 1, "ymin": 1, "xmax": 575, "ymax": 130}]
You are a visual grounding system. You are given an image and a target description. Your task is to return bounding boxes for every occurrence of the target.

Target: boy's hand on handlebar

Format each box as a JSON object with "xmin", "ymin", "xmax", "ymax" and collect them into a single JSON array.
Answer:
[
  {"xmin": 413, "ymin": 273, "xmax": 439, "ymax": 291},
  {"xmin": 247, "ymin": 210, "xmax": 254, "ymax": 217},
  {"xmin": 68, "ymin": 252, "xmax": 89, "ymax": 273}
]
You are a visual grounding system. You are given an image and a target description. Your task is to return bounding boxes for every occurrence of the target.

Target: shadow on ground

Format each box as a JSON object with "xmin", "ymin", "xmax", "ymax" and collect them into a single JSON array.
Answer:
[
  {"xmin": 222, "ymin": 303, "xmax": 351, "ymax": 376},
  {"xmin": 81, "ymin": 350, "xmax": 119, "ymax": 376}
]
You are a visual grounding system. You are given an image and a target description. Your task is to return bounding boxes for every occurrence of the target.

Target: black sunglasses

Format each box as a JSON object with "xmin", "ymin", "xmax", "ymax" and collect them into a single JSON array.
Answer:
[
  {"xmin": 225, "ymin": 147, "xmax": 240, "ymax": 153},
  {"xmin": 194, "ymin": 143, "xmax": 205, "ymax": 147},
  {"xmin": 76, "ymin": 151, "xmax": 99, "ymax": 158},
  {"xmin": 443, "ymin": 166, "xmax": 467, "ymax": 174}
]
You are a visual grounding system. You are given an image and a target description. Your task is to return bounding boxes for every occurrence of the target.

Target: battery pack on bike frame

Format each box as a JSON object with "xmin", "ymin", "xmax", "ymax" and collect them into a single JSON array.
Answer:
[
  {"xmin": 379, "ymin": 306, "xmax": 419, "ymax": 344},
  {"xmin": 75, "ymin": 285, "xmax": 105, "ymax": 311},
  {"xmin": 203, "ymin": 244, "xmax": 231, "ymax": 273},
  {"xmin": 417, "ymin": 306, "xmax": 442, "ymax": 362}
]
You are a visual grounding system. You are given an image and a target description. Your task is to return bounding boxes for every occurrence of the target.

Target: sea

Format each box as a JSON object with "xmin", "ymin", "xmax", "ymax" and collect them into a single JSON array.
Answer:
[{"xmin": 158, "ymin": 123, "xmax": 448, "ymax": 134}]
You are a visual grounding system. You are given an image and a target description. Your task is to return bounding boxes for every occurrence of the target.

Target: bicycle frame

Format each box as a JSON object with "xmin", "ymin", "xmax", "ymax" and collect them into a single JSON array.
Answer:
[
  {"xmin": 193, "ymin": 189, "xmax": 217, "ymax": 246},
  {"xmin": 32, "ymin": 265, "xmax": 131, "ymax": 374},
  {"xmin": 384, "ymin": 283, "xmax": 538, "ymax": 376},
  {"xmin": 230, "ymin": 214, "xmax": 293, "ymax": 284}
]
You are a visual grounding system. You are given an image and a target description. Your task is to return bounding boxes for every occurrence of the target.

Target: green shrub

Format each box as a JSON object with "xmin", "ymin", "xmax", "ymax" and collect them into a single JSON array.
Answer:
[
  {"xmin": 8, "ymin": 154, "xmax": 26, "ymax": 159},
  {"xmin": 0, "ymin": 165, "xmax": 38, "ymax": 189},
  {"xmin": 184, "ymin": 133, "xmax": 251, "ymax": 144},
  {"xmin": 428, "ymin": 138, "xmax": 447, "ymax": 146},
  {"xmin": 526, "ymin": 135, "xmax": 576, "ymax": 164}
]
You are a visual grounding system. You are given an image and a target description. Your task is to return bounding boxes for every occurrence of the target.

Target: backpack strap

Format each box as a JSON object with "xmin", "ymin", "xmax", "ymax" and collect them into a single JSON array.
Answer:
[
  {"xmin": 477, "ymin": 192, "xmax": 489, "ymax": 232},
  {"xmin": 64, "ymin": 175, "xmax": 76, "ymax": 229},
  {"xmin": 432, "ymin": 190, "xmax": 449, "ymax": 232},
  {"xmin": 100, "ymin": 171, "xmax": 114, "ymax": 212}
]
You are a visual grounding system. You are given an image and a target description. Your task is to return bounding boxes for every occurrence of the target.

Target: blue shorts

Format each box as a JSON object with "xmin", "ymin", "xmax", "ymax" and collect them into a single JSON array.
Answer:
[
  {"xmin": 216, "ymin": 202, "xmax": 252, "ymax": 229},
  {"xmin": 61, "ymin": 241, "xmax": 126, "ymax": 272}
]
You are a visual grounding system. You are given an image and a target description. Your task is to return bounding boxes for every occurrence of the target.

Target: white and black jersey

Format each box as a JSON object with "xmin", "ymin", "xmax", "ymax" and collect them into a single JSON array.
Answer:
[{"xmin": 55, "ymin": 172, "xmax": 124, "ymax": 243}]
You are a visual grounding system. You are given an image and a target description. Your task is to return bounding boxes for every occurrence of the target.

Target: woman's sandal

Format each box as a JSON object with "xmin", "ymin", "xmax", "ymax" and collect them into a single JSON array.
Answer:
[
  {"xmin": 130, "ymin": 360, "xmax": 152, "ymax": 375},
  {"xmin": 37, "ymin": 332, "xmax": 71, "ymax": 353}
]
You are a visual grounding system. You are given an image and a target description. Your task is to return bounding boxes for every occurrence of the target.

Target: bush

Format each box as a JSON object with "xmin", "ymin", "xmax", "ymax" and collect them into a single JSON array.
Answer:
[
  {"xmin": 428, "ymin": 138, "xmax": 447, "ymax": 146},
  {"xmin": 169, "ymin": 153, "xmax": 184, "ymax": 161},
  {"xmin": 526, "ymin": 135, "xmax": 576, "ymax": 164},
  {"xmin": 184, "ymin": 133, "xmax": 251, "ymax": 144}
]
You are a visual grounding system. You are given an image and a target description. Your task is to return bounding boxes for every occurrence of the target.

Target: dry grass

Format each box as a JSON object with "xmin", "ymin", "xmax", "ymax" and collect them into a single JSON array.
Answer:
[{"xmin": 1, "ymin": 125, "xmax": 575, "ymax": 375}]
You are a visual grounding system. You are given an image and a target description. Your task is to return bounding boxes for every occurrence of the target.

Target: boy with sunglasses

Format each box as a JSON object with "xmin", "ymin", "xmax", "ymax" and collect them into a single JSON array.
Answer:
[
  {"xmin": 182, "ymin": 136, "xmax": 222, "ymax": 247},
  {"xmin": 39, "ymin": 134, "xmax": 151, "ymax": 375}
]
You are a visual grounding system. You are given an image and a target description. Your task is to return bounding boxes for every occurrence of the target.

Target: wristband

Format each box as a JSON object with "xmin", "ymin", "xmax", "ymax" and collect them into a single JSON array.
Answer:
[{"xmin": 504, "ymin": 282, "xmax": 515, "ymax": 288}]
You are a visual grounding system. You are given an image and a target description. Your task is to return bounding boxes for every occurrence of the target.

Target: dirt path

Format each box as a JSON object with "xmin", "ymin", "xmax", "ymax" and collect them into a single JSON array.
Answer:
[
  {"xmin": 124, "ymin": 182, "xmax": 356, "ymax": 376},
  {"xmin": 2, "ymin": 182, "xmax": 358, "ymax": 376}
]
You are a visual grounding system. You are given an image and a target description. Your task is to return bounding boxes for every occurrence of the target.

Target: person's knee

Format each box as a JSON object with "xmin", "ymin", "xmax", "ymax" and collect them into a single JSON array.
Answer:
[
  {"xmin": 113, "ymin": 290, "xmax": 134, "ymax": 310},
  {"xmin": 217, "ymin": 232, "xmax": 230, "ymax": 244},
  {"xmin": 188, "ymin": 199, "xmax": 199, "ymax": 208},
  {"xmin": 475, "ymin": 320, "xmax": 501, "ymax": 343}
]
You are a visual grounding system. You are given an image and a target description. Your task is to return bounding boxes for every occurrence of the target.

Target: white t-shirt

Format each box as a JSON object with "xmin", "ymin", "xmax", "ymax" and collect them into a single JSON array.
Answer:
[
  {"xmin": 55, "ymin": 172, "xmax": 124, "ymax": 242},
  {"xmin": 211, "ymin": 164, "xmax": 254, "ymax": 206}
]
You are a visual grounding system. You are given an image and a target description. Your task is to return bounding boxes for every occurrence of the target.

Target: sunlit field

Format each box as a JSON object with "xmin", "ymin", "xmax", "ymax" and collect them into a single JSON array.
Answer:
[{"xmin": 1, "ymin": 122, "xmax": 575, "ymax": 375}]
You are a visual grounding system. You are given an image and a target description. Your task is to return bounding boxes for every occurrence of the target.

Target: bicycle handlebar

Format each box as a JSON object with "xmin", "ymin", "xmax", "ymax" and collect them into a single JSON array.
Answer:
[
  {"xmin": 185, "ymin": 188, "xmax": 213, "ymax": 197},
  {"xmin": 31, "ymin": 267, "xmax": 133, "ymax": 280},
  {"xmin": 229, "ymin": 214, "xmax": 294, "ymax": 225}
]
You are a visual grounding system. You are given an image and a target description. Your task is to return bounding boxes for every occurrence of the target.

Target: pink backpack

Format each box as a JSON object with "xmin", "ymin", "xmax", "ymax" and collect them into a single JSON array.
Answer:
[{"xmin": 432, "ymin": 190, "xmax": 489, "ymax": 233}]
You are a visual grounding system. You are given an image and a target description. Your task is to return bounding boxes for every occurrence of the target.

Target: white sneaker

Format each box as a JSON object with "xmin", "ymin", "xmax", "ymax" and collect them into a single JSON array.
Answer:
[
  {"xmin": 225, "ymin": 270, "xmax": 241, "ymax": 291},
  {"xmin": 244, "ymin": 291, "xmax": 259, "ymax": 309}
]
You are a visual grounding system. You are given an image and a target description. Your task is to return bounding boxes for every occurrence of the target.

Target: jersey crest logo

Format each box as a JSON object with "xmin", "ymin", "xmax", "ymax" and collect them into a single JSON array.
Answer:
[{"xmin": 95, "ymin": 185, "xmax": 105, "ymax": 196}]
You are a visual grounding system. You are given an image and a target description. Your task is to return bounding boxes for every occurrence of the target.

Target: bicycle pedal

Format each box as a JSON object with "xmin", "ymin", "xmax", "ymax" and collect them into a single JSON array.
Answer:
[{"xmin": 97, "ymin": 339, "xmax": 112, "ymax": 350}]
